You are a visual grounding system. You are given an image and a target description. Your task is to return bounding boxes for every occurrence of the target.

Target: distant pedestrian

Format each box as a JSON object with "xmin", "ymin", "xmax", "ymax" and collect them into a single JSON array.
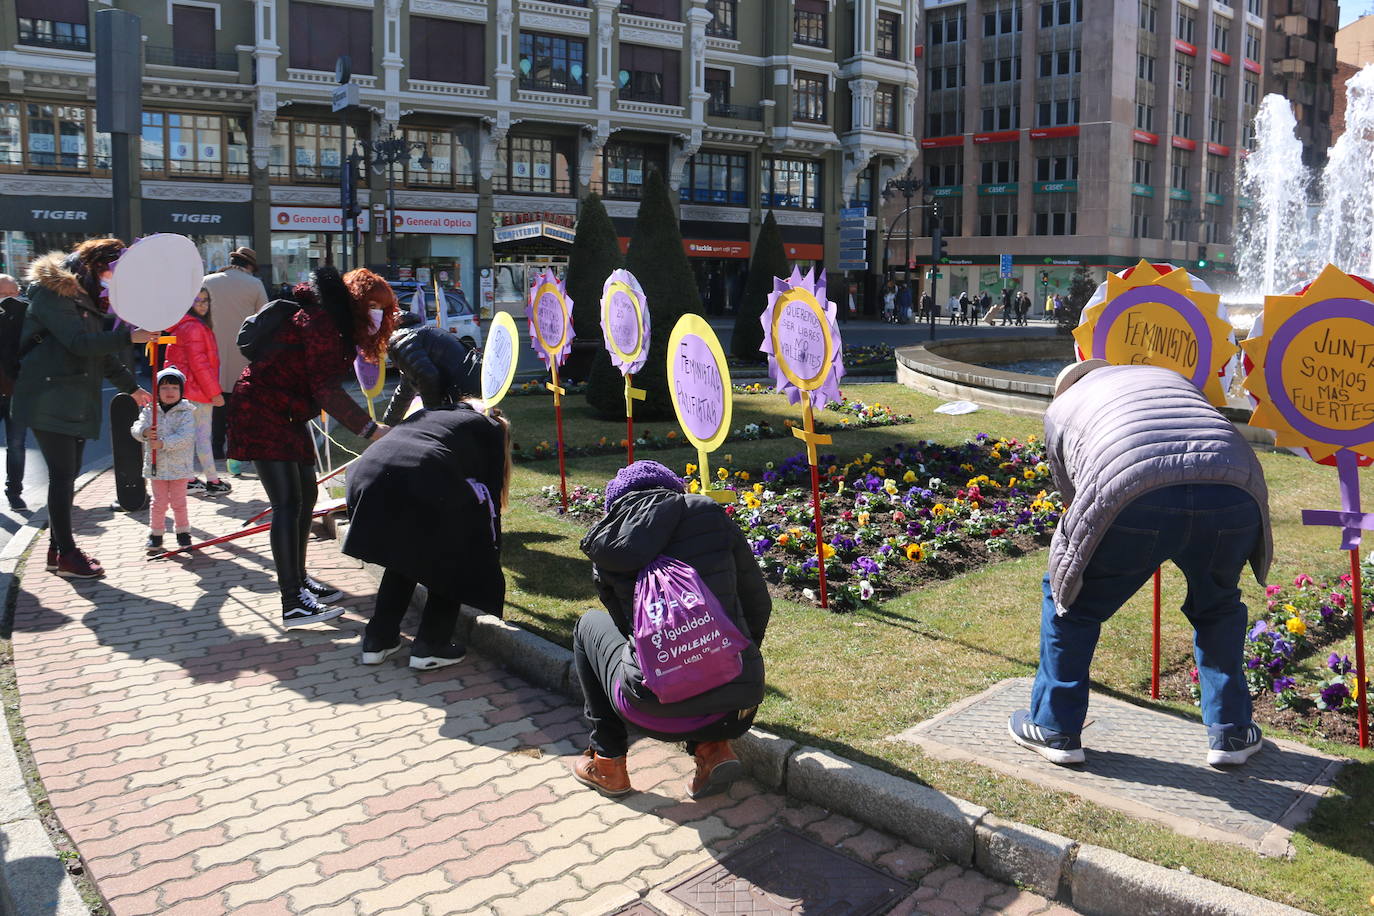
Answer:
[
  {"xmin": 959, "ymin": 292, "xmax": 971, "ymax": 325},
  {"xmin": 571, "ymin": 460, "xmax": 772, "ymax": 799},
  {"xmin": 0, "ymin": 273, "xmax": 30, "ymax": 511},
  {"xmin": 164, "ymin": 287, "xmax": 231, "ymax": 497},
  {"xmin": 895, "ymin": 283, "xmax": 912, "ymax": 324},
  {"xmin": 882, "ymin": 284, "xmax": 896, "ymax": 323},
  {"xmin": 920, "ymin": 292, "xmax": 933, "ymax": 322},
  {"xmin": 1001, "ymin": 287, "xmax": 1014, "ymax": 325},
  {"xmin": 203, "ymin": 247, "xmax": 267, "ymax": 477},
  {"xmin": 130, "ymin": 368, "xmax": 197, "ymax": 556},
  {"xmin": 980, "ymin": 291, "xmax": 992, "ymax": 320}
]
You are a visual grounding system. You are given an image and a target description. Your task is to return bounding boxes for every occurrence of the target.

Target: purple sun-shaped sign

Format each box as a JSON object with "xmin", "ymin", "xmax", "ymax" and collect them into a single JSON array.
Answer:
[
  {"xmin": 760, "ymin": 267, "xmax": 845, "ymax": 408},
  {"xmin": 600, "ymin": 268, "xmax": 650, "ymax": 375},
  {"xmin": 525, "ymin": 267, "xmax": 574, "ymax": 369}
]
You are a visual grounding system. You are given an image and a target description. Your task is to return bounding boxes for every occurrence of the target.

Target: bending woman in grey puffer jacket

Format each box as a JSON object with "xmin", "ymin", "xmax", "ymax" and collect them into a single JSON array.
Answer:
[{"xmin": 572, "ymin": 460, "xmax": 771, "ymax": 800}]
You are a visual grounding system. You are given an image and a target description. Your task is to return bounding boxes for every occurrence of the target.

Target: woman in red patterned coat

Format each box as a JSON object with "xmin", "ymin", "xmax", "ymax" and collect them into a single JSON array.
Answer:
[{"xmin": 227, "ymin": 266, "xmax": 396, "ymax": 627}]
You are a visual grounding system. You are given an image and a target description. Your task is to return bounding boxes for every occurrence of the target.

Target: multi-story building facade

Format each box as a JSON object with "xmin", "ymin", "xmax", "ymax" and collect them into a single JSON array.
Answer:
[
  {"xmin": 1263, "ymin": 0, "xmax": 1338, "ymax": 169},
  {"xmin": 895, "ymin": 0, "xmax": 1273, "ymax": 302},
  {"xmin": 0, "ymin": 0, "xmax": 919, "ymax": 316}
]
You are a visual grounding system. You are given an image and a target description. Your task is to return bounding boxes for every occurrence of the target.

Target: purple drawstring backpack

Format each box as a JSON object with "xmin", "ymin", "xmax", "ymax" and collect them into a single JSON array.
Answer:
[{"xmin": 631, "ymin": 557, "xmax": 751, "ymax": 703}]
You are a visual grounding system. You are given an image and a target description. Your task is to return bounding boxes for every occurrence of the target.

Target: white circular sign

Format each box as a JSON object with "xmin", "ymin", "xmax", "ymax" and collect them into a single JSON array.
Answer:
[{"xmin": 108, "ymin": 234, "xmax": 205, "ymax": 331}]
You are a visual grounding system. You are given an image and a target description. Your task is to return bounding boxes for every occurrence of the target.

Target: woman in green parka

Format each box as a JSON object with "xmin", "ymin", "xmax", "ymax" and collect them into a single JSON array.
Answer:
[{"xmin": 13, "ymin": 238, "xmax": 157, "ymax": 579}]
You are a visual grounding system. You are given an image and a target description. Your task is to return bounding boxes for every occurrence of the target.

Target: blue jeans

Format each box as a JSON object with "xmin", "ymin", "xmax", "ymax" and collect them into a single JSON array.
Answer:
[
  {"xmin": 1031, "ymin": 484, "xmax": 1261, "ymax": 739},
  {"xmin": 0, "ymin": 395, "xmax": 26, "ymax": 499}
]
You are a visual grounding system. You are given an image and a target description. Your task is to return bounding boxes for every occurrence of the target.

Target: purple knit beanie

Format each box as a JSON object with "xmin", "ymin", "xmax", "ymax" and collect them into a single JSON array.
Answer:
[{"xmin": 604, "ymin": 460, "xmax": 685, "ymax": 508}]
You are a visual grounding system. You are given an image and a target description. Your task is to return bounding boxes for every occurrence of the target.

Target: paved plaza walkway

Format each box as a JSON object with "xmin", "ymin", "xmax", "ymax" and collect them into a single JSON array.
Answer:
[{"xmin": 6, "ymin": 471, "xmax": 1072, "ymax": 915}]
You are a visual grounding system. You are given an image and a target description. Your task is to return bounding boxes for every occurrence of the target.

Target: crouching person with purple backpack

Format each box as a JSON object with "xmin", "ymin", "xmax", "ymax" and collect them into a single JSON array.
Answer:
[{"xmin": 572, "ymin": 460, "xmax": 772, "ymax": 799}]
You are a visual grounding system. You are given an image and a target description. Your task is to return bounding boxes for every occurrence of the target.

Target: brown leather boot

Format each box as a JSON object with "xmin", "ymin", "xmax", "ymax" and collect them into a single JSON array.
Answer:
[
  {"xmin": 572, "ymin": 748, "xmax": 632, "ymax": 796},
  {"xmin": 688, "ymin": 740, "xmax": 742, "ymax": 799}
]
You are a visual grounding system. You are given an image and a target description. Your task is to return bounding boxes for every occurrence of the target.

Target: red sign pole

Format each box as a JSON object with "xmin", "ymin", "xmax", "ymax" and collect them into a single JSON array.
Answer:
[{"xmin": 1350, "ymin": 549, "xmax": 1369, "ymax": 748}]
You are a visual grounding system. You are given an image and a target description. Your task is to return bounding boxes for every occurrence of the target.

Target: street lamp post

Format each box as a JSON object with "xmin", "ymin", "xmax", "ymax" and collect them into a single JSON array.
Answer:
[
  {"xmin": 882, "ymin": 168, "xmax": 925, "ymax": 305},
  {"xmin": 364, "ymin": 128, "xmax": 432, "ymax": 279}
]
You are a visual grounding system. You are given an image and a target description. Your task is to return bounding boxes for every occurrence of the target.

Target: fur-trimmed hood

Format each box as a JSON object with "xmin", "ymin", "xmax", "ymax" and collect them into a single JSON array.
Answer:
[{"xmin": 25, "ymin": 252, "xmax": 83, "ymax": 300}]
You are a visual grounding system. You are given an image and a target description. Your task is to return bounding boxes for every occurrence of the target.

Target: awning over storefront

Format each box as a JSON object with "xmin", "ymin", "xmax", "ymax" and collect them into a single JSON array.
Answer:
[
  {"xmin": 0, "ymin": 195, "xmax": 111, "ymax": 234},
  {"xmin": 143, "ymin": 199, "xmax": 253, "ymax": 235},
  {"xmin": 493, "ymin": 221, "xmax": 576, "ymax": 245}
]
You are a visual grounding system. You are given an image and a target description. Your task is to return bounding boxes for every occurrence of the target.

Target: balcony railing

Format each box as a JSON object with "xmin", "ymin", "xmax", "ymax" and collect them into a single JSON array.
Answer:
[
  {"xmin": 518, "ymin": 77, "xmax": 586, "ymax": 95},
  {"xmin": 708, "ymin": 101, "xmax": 762, "ymax": 120},
  {"xmin": 145, "ymin": 45, "xmax": 239, "ymax": 71},
  {"xmin": 619, "ymin": 87, "xmax": 669, "ymax": 104}
]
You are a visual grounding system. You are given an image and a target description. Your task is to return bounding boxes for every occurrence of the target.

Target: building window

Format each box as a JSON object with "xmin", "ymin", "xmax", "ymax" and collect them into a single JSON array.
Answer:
[
  {"xmin": 792, "ymin": 73, "xmax": 828, "ymax": 123},
  {"xmin": 597, "ymin": 141, "xmax": 666, "ymax": 199},
  {"xmin": 402, "ymin": 125, "xmax": 478, "ymax": 189},
  {"xmin": 15, "ymin": 0, "xmax": 88, "ymax": 51},
  {"xmin": 1136, "ymin": 54, "xmax": 1155, "ymax": 81},
  {"xmin": 1036, "ymin": 98, "xmax": 1079, "ymax": 127},
  {"xmin": 618, "ymin": 44, "xmax": 680, "ymax": 104},
  {"xmin": 1039, "ymin": 49, "xmax": 1081, "ymax": 77},
  {"xmin": 1170, "ymin": 150, "xmax": 1190, "ymax": 190},
  {"xmin": 1038, "ymin": 0, "xmax": 1082, "ymax": 27},
  {"xmin": 411, "ymin": 18, "xmax": 484, "ymax": 84},
  {"xmin": 979, "ymin": 146, "xmax": 1018, "ymax": 184},
  {"xmin": 875, "ymin": 85, "xmax": 898, "ymax": 131},
  {"xmin": 1033, "ymin": 194, "xmax": 1077, "ymax": 235},
  {"xmin": 1135, "ymin": 102, "xmax": 1153, "ymax": 131},
  {"xmin": 1205, "ymin": 158, "xmax": 1226, "ymax": 195},
  {"xmin": 1132, "ymin": 144, "xmax": 1152, "ymax": 184},
  {"xmin": 981, "ymin": 104, "xmax": 1019, "ymax": 131},
  {"xmin": 494, "ymin": 134, "xmax": 574, "ymax": 194},
  {"xmin": 166, "ymin": 4, "xmax": 222, "ymax": 69},
  {"xmin": 1210, "ymin": 67, "xmax": 1227, "ymax": 100},
  {"xmin": 520, "ymin": 33, "xmax": 587, "ymax": 94},
  {"xmin": 978, "ymin": 195, "xmax": 1017, "ymax": 236},
  {"xmin": 794, "ymin": 0, "xmax": 827, "ymax": 47},
  {"xmin": 705, "ymin": 0, "xmax": 735, "ymax": 39},
  {"xmin": 876, "ymin": 12, "xmax": 900, "ymax": 59},
  {"xmin": 983, "ymin": 57, "xmax": 1021, "ymax": 83},
  {"xmin": 1173, "ymin": 109, "xmax": 1192, "ymax": 137},
  {"xmin": 925, "ymin": 147, "xmax": 963, "ymax": 187},
  {"xmin": 1138, "ymin": 0, "xmax": 1157, "ymax": 32},
  {"xmin": 0, "ymin": 103, "xmax": 21, "ymax": 170},
  {"xmin": 141, "ymin": 111, "xmax": 249, "ymax": 180},
  {"xmin": 1246, "ymin": 0, "xmax": 1261, "ymax": 14},
  {"xmin": 1034, "ymin": 145, "xmax": 1078, "ymax": 181},
  {"xmin": 928, "ymin": 64, "xmax": 964, "ymax": 91},
  {"xmin": 705, "ymin": 68, "xmax": 730, "ymax": 110},
  {"xmin": 1208, "ymin": 115, "xmax": 1227, "ymax": 143},
  {"xmin": 1243, "ymin": 75, "xmax": 1259, "ymax": 107},
  {"xmin": 928, "ymin": 10, "xmax": 964, "ymax": 44},
  {"xmin": 1131, "ymin": 195, "xmax": 1151, "ymax": 238},
  {"xmin": 269, "ymin": 119, "xmax": 361, "ymax": 184},
  {"xmin": 680, "ymin": 150, "xmax": 748, "ymax": 205},
  {"xmin": 15, "ymin": 101, "xmax": 109, "ymax": 173},
  {"xmin": 288, "ymin": 2, "xmax": 373, "ymax": 74},
  {"xmin": 1212, "ymin": 21, "xmax": 1229, "ymax": 54},
  {"xmin": 1176, "ymin": 61, "xmax": 1192, "ymax": 91},
  {"xmin": 1244, "ymin": 26, "xmax": 1261, "ymax": 61},
  {"xmin": 1176, "ymin": 7, "xmax": 1195, "ymax": 44},
  {"xmin": 927, "ymin": 108, "xmax": 962, "ymax": 136},
  {"xmin": 761, "ymin": 156, "xmax": 821, "ymax": 209},
  {"xmin": 984, "ymin": 5, "xmax": 1022, "ymax": 36}
]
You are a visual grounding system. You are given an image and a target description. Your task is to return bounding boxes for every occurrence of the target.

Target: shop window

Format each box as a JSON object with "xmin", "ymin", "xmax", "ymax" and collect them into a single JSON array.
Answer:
[
  {"xmin": 493, "ymin": 134, "xmax": 573, "ymax": 194},
  {"xmin": 794, "ymin": 0, "xmax": 827, "ymax": 47},
  {"xmin": 597, "ymin": 141, "xmax": 665, "ymax": 199},
  {"xmin": 1033, "ymin": 193, "xmax": 1077, "ymax": 235},
  {"xmin": 875, "ymin": 85, "xmax": 898, "ymax": 131},
  {"xmin": 618, "ymin": 44, "xmax": 680, "ymax": 105},
  {"xmin": 876, "ymin": 12, "xmax": 900, "ymax": 60},
  {"xmin": 0, "ymin": 102, "xmax": 21, "ymax": 170},
  {"xmin": 268, "ymin": 118, "xmax": 361, "ymax": 184},
  {"xmin": 16, "ymin": 0, "xmax": 88, "ymax": 51},
  {"xmin": 23, "ymin": 102, "xmax": 109, "ymax": 173},
  {"xmin": 680, "ymin": 150, "xmax": 748, "ymax": 205},
  {"xmin": 403, "ymin": 125, "xmax": 477, "ymax": 189},
  {"xmin": 411, "ymin": 18, "xmax": 484, "ymax": 85},
  {"xmin": 520, "ymin": 33, "xmax": 587, "ymax": 94},
  {"xmin": 761, "ymin": 157, "xmax": 821, "ymax": 210},
  {"xmin": 792, "ymin": 73, "xmax": 828, "ymax": 123},
  {"xmin": 288, "ymin": 2, "xmax": 373, "ymax": 74},
  {"xmin": 705, "ymin": 0, "xmax": 735, "ymax": 39},
  {"xmin": 977, "ymin": 196, "xmax": 1017, "ymax": 236}
]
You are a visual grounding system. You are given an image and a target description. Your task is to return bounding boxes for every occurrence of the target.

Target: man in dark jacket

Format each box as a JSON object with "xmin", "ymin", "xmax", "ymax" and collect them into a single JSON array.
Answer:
[
  {"xmin": 381, "ymin": 313, "xmax": 481, "ymax": 424},
  {"xmin": 1010, "ymin": 361, "xmax": 1272, "ymax": 768},
  {"xmin": 573, "ymin": 460, "xmax": 772, "ymax": 800}
]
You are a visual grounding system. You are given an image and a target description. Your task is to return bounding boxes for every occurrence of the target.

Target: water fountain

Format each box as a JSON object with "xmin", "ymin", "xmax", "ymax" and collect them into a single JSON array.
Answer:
[{"xmin": 1235, "ymin": 96, "xmax": 1310, "ymax": 312}]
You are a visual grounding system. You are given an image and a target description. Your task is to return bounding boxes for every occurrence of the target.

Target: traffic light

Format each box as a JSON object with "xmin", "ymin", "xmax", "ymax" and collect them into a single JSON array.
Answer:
[
  {"xmin": 1195, "ymin": 246, "xmax": 1209, "ymax": 270},
  {"xmin": 1041, "ymin": 271, "xmax": 1050, "ymax": 285},
  {"xmin": 931, "ymin": 228, "xmax": 948, "ymax": 265}
]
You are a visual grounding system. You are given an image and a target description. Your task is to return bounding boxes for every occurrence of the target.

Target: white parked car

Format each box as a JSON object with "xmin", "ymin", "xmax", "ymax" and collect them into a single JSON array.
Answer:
[{"xmin": 389, "ymin": 282, "xmax": 484, "ymax": 349}]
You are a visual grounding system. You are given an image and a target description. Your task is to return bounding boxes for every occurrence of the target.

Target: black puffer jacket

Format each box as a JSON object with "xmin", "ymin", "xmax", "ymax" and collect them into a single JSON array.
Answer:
[
  {"xmin": 580, "ymin": 489, "xmax": 771, "ymax": 718},
  {"xmin": 381, "ymin": 324, "xmax": 481, "ymax": 424}
]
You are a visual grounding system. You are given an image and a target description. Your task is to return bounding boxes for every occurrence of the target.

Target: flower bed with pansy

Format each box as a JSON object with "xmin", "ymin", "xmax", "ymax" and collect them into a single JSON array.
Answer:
[
  {"xmin": 538, "ymin": 433, "xmax": 1062, "ymax": 612},
  {"xmin": 1167, "ymin": 570, "xmax": 1370, "ymax": 740},
  {"xmin": 512, "ymin": 399, "xmax": 912, "ymax": 462}
]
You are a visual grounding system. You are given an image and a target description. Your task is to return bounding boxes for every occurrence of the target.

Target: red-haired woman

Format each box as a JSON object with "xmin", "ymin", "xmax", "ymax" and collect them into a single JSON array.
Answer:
[
  {"xmin": 228, "ymin": 266, "xmax": 396, "ymax": 627},
  {"xmin": 12, "ymin": 238, "xmax": 157, "ymax": 578}
]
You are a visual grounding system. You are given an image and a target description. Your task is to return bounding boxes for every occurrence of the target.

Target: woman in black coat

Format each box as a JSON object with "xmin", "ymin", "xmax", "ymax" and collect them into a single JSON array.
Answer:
[
  {"xmin": 379, "ymin": 313, "xmax": 481, "ymax": 425},
  {"xmin": 343, "ymin": 395, "xmax": 510, "ymax": 670},
  {"xmin": 573, "ymin": 460, "xmax": 772, "ymax": 800}
]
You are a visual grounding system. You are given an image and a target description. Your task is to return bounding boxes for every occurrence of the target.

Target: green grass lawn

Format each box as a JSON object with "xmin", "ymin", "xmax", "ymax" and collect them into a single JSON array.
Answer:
[{"xmin": 363, "ymin": 382, "xmax": 1374, "ymax": 914}]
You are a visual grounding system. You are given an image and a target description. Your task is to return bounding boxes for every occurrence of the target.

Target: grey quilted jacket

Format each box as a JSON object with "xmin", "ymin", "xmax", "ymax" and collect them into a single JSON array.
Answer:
[
  {"xmin": 130, "ymin": 399, "xmax": 198, "ymax": 481},
  {"xmin": 1044, "ymin": 365, "xmax": 1272, "ymax": 609}
]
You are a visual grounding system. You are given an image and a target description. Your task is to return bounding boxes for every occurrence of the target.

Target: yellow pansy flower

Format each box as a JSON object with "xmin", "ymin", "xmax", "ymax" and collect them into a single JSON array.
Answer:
[{"xmin": 1285, "ymin": 617, "xmax": 1306, "ymax": 636}]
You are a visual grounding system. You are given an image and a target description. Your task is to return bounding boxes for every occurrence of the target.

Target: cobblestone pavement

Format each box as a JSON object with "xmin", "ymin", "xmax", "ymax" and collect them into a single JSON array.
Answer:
[{"xmin": 12, "ymin": 472, "xmax": 1078, "ymax": 915}]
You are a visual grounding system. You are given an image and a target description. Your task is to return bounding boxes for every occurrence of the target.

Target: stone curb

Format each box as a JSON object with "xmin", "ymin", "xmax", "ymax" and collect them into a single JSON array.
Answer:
[
  {"xmin": 362, "ymin": 545, "xmax": 1316, "ymax": 916},
  {"xmin": 0, "ymin": 460, "xmax": 112, "ymax": 916}
]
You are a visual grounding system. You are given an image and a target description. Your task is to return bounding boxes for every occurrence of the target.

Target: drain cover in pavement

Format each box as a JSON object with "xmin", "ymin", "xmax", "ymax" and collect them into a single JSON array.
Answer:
[
  {"xmin": 663, "ymin": 826, "xmax": 912, "ymax": 915},
  {"xmin": 612, "ymin": 904, "xmax": 665, "ymax": 916},
  {"xmin": 894, "ymin": 677, "xmax": 1345, "ymax": 855}
]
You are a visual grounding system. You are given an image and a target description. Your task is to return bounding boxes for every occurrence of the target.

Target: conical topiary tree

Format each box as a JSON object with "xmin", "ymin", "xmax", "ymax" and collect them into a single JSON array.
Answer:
[
  {"xmin": 565, "ymin": 193, "xmax": 622, "ymax": 340},
  {"xmin": 1058, "ymin": 264, "xmax": 1097, "ymax": 335},
  {"xmin": 586, "ymin": 168, "xmax": 701, "ymax": 420},
  {"xmin": 731, "ymin": 211, "xmax": 788, "ymax": 360}
]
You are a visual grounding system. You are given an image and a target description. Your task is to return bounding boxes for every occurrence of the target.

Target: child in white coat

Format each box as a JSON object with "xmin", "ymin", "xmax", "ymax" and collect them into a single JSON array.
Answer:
[{"xmin": 131, "ymin": 367, "xmax": 198, "ymax": 555}]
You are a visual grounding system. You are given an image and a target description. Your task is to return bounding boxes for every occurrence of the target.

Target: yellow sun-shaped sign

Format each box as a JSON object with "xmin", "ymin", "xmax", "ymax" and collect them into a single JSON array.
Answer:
[
  {"xmin": 1242, "ymin": 264, "xmax": 1374, "ymax": 462},
  {"xmin": 1073, "ymin": 259, "xmax": 1236, "ymax": 406}
]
